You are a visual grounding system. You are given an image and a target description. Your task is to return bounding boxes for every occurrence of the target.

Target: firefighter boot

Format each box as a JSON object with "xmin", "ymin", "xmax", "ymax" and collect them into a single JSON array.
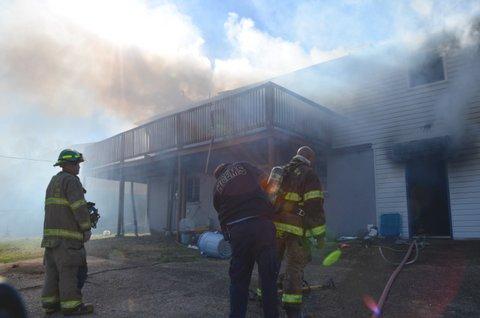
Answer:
[{"xmin": 62, "ymin": 303, "xmax": 94, "ymax": 316}]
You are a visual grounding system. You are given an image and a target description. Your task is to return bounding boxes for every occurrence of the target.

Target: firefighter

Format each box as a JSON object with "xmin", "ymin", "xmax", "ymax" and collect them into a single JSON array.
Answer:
[
  {"xmin": 213, "ymin": 162, "xmax": 279, "ymax": 318},
  {"xmin": 273, "ymin": 146, "xmax": 326, "ymax": 318},
  {"xmin": 41, "ymin": 149, "xmax": 94, "ymax": 316}
]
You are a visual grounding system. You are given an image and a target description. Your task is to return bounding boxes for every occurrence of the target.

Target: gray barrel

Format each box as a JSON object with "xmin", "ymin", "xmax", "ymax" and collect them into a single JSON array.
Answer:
[{"xmin": 197, "ymin": 231, "xmax": 232, "ymax": 259}]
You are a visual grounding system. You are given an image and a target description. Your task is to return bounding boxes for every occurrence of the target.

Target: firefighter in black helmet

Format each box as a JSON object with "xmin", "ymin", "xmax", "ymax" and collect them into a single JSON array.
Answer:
[
  {"xmin": 213, "ymin": 162, "xmax": 279, "ymax": 318},
  {"xmin": 272, "ymin": 146, "xmax": 326, "ymax": 318},
  {"xmin": 41, "ymin": 149, "xmax": 94, "ymax": 316}
]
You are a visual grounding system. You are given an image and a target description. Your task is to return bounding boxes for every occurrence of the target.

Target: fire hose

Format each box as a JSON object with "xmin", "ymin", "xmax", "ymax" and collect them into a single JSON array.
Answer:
[{"xmin": 372, "ymin": 240, "xmax": 417, "ymax": 317}]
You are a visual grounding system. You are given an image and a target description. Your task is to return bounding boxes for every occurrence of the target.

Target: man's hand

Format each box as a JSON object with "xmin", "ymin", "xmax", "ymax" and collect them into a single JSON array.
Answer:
[{"xmin": 83, "ymin": 230, "xmax": 92, "ymax": 242}]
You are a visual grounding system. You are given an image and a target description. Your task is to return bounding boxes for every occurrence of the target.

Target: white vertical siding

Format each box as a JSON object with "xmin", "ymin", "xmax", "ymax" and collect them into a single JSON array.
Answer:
[
  {"xmin": 333, "ymin": 50, "xmax": 480, "ymax": 238},
  {"xmin": 277, "ymin": 48, "xmax": 480, "ymax": 238},
  {"xmin": 373, "ymin": 147, "xmax": 409, "ymax": 236},
  {"xmin": 448, "ymin": 96, "xmax": 480, "ymax": 239}
]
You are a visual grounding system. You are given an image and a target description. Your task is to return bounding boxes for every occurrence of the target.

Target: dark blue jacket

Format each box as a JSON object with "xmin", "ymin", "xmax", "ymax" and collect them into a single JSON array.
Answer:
[{"xmin": 213, "ymin": 162, "xmax": 275, "ymax": 226}]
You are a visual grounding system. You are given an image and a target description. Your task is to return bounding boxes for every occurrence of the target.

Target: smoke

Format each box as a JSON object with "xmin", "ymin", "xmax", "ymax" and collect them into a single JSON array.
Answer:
[
  {"xmin": 0, "ymin": 0, "xmax": 347, "ymax": 124},
  {"xmin": 274, "ymin": 13, "xmax": 480, "ymax": 153},
  {"xmin": 0, "ymin": 0, "xmax": 214, "ymax": 122},
  {"xmin": 0, "ymin": 0, "xmax": 340, "ymax": 237},
  {"xmin": 1, "ymin": 0, "xmax": 479, "ymax": 237},
  {"xmin": 431, "ymin": 18, "xmax": 480, "ymax": 150}
]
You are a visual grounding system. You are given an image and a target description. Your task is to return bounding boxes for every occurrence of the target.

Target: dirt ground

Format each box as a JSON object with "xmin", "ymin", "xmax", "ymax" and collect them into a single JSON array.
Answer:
[{"xmin": 1, "ymin": 236, "xmax": 479, "ymax": 318}]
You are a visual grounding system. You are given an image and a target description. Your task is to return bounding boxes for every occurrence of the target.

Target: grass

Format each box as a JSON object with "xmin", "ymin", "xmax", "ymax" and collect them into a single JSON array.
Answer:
[
  {"xmin": 0, "ymin": 235, "xmax": 201, "ymax": 264},
  {"xmin": 86, "ymin": 235, "xmax": 201, "ymax": 263},
  {"xmin": 0, "ymin": 238, "xmax": 43, "ymax": 263}
]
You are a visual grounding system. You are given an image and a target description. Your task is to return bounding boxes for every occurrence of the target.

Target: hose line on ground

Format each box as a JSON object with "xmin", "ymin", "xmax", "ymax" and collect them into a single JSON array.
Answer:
[
  {"xmin": 373, "ymin": 240, "xmax": 417, "ymax": 317},
  {"xmin": 378, "ymin": 240, "xmax": 419, "ymax": 265}
]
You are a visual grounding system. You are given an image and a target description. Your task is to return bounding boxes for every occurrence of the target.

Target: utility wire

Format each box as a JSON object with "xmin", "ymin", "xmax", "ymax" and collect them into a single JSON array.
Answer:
[{"xmin": 0, "ymin": 155, "xmax": 51, "ymax": 163}]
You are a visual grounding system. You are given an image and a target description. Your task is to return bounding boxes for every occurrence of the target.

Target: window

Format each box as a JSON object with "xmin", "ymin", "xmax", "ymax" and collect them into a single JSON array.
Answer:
[
  {"xmin": 186, "ymin": 175, "xmax": 200, "ymax": 202},
  {"xmin": 409, "ymin": 53, "xmax": 445, "ymax": 87}
]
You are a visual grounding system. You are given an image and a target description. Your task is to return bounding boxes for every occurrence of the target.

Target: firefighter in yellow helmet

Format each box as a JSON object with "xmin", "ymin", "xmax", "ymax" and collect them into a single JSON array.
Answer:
[
  {"xmin": 41, "ymin": 149, "xmax": 94, "ymax": 316},
  {"xmin": 272, "ymin": 146, "xmax": 326, "ymax": 318}
]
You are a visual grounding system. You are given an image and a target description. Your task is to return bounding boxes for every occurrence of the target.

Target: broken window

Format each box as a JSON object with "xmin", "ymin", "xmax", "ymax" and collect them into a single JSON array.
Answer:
[
  {"xmin": 409, "ymin": 53, "xmax": 445, "ymax": 87},
  {"xmin": 186, "ymin": 175, "xmax": 200, "ymax": 202}
]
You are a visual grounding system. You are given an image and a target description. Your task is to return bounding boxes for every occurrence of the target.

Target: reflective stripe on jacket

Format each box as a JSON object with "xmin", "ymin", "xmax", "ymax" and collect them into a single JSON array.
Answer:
[
  {"xmin": 273, "ymin": 157, "xmax": 326, "ymax": 238},
  {"xmin": 42, "ymin": 172, "xmax": 91, "ymax": 247}
]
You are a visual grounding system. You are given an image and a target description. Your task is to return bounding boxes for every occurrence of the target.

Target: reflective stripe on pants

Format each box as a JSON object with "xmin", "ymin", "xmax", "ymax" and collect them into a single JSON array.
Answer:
[{"xmin": 277, "ymin": 234, "xmax": 310, "ymax": 309}]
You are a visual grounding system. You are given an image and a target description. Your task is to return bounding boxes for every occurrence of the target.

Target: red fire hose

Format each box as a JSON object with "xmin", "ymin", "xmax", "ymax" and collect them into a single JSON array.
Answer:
[{"xmin": 373, "ymin": 240, "xmax": 417, "ymax": 317}]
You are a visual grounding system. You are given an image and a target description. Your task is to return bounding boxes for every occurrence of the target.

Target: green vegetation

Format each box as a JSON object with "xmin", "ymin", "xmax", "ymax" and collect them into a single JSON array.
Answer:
[
  {"xmin": 87, "ymin": 236, "xmax": 201, "ymax": 263},
  {"xmin": 0, "ymin": 238, "xmax": 43, "ymax": 263},
  {"xmin": 0, "ymin": 236, "xmax": 201, "ymax": 264}
]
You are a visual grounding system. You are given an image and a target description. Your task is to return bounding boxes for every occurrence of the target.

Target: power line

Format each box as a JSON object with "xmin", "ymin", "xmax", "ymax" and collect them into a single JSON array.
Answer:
[{"xmin": 0, "ymin": 154, "xmax": 51, "ymax": 163}]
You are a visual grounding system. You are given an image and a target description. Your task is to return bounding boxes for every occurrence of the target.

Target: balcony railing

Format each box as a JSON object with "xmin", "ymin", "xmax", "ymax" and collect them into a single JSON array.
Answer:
[{"xmin": 85, "ymin": 83, "xmax": 331, "ymax": 168}]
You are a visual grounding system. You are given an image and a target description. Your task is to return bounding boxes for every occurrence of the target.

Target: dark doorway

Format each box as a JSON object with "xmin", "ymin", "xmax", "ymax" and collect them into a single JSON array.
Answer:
[{"xmin": 406, "ymin": 159, "xmax": 451, "ymax": 237}]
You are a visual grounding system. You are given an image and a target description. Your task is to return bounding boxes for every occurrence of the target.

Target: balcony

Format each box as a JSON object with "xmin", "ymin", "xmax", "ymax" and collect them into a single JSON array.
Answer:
[{"xmin": 84, "ymin": 82, "xmax": 334, "ymax": 178}]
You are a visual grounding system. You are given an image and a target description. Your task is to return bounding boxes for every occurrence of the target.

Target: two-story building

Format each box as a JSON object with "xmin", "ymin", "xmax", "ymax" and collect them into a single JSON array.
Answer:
[{"xmin": 84, "ymin": 42, "xmax": 480, "ymax": 239}]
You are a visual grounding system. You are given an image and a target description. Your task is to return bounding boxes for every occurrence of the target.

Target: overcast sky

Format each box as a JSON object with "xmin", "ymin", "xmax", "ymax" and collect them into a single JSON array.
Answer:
[{"xmin": 0, "ymin": 0, "xmax": 479, "ymax": 235}]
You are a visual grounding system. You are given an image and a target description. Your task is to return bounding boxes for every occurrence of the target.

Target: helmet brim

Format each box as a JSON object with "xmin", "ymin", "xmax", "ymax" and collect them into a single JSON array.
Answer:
[{"xmin": 54, "ymin": 158, "xmax": 84, "ymax": 167}]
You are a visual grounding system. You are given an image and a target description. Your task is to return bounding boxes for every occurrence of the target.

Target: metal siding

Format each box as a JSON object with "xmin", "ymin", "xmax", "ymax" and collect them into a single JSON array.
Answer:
[
  {"xmin": 448, "ymin": 99, "xmax": 480, "ymax": 239},
  {"xmin": 325, "ymin": 147, "xmax": 376, "ymax": 237}
]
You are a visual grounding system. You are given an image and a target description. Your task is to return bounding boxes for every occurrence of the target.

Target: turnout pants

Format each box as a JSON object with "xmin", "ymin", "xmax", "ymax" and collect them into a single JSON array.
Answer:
[
  {"xmin": 228, "ymin": 217, "xmax": 279, "ymax": 318},
  {"xmin": 41, "ymin": 241, "xmax": 87, "ymax": 312},
  {"xmin": 276, "ymin": 233, "xmax": 311, "ymax": 310}
]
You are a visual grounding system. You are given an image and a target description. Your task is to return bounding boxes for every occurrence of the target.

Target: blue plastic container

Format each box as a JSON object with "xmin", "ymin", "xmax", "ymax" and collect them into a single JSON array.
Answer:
[
  {"xmin": 380, "ymin": 213, "xmax": 401, "ymax": 237},
  {"xmin": 197, "ymin": 231, "xmax": 232, "ymax": 259}
]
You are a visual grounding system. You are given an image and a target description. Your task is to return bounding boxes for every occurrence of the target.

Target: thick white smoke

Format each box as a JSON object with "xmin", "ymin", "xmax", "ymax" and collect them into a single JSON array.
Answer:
[{"xmin": 1, "ymin": 0, "xmax": 479, "ymax": 237}]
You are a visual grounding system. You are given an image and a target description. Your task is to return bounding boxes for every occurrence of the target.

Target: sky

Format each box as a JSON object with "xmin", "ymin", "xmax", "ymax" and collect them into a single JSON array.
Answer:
[{"xmin": 0, "ymin": 0, "xmax": 479, "ymax": 236}]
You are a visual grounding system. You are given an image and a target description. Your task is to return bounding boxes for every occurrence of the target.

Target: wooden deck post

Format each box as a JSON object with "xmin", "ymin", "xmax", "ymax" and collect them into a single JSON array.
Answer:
[
  {"xmin": 117, "ymin": 178, "xmax": 125, "ymax": 237},
  {"xmin": 176, "ymin": 155, "xmax": 186, "ymax": 241},
  {"xmin": 130, "ymin": 182, "xmax": 139, "ymax": 237},
  {"xmin": 117, "ymin": 134, "xmax": 126, "ymax": 237},
  {"xmin": 175, "ymin": 113, "xmax": 186, "ymax": 241},
  {"xmin": 166, "ymin": 171, "xmax": 174, "ymax": 233}
]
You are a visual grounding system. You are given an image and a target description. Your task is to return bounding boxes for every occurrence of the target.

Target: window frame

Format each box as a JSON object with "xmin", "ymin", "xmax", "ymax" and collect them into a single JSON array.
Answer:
[
  {"xmin": 407, "ymin": 52, "xmax": 448, "ymax": 89},
  {"xmin": 186, "ymin": 175, "xmax": 200, "ymax": 203}
]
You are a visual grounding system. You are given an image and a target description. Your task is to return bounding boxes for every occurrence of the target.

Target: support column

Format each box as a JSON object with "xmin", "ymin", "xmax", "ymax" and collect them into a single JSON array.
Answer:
[
  {"xmin": 117, "ymin": 133, "xmax": 126, "ymax": 237},
  {"xmin": 176, "ymin": 155, "xmax": 186, "ymax": 241},
  {"xmin": 117, "ymin": 178, "xmax": 125, "ymax": 237},
  {"xmin": 130, "ymin": 182, "xmax": 139, "ymax": 237},
  {"xmin": 166, "ymin": 164, "xmax": 175, "ymax": 233}
]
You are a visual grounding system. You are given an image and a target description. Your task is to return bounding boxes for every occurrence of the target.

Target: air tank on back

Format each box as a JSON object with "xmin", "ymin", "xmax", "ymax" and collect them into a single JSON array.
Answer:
[{"xmin": 266, "ymin": 166, "xmax": 284, "ymax": 204}]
